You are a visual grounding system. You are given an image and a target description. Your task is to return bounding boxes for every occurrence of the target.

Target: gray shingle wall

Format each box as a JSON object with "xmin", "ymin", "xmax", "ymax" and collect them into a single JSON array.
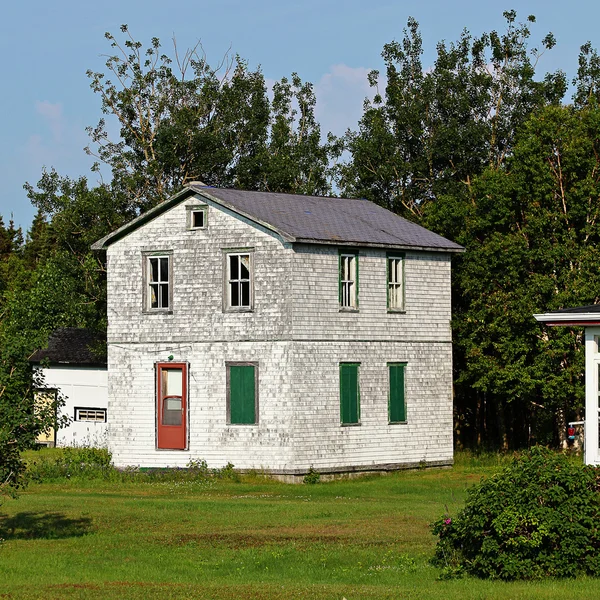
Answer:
[
  {"xmin": 291, "ymin": 244, "xmax": 452, "ymax": 341},
  {"xmin": 107, "ymin": 198, "xmax": 293, "ymax": 345}
]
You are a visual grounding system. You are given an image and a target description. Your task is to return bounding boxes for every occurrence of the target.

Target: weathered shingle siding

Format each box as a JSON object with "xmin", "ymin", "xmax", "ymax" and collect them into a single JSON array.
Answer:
[
  {"xmin": 109, "ymin": 341, "xmax": 296, "ymax": 469},
  {"xmin": 107, "ymin": 196, "xmax": 293, "ymax": 345},
  {"xmin": 105, "ymin": 194, "xmax": 454, "ymax": 472},
  {"xmin": 290, "ymin": 341, "xmax": 453, "ymax": 470},
  {"xmin": 291, "ymin": 244, "xmax": 452, "ymax": 341}
]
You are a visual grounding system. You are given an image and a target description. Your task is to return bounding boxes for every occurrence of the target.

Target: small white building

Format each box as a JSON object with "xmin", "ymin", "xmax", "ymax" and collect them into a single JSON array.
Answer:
[
  {"xmin": 535, "ymin": 306, "xmax": 600, "ymax": 465},
  {"xmin": 30, "ymin": 328, "xmax": 108, "ymax": 447},
  {"xmin": 93, "ymin": 184, "xmax": 464, "ymax": 477}
]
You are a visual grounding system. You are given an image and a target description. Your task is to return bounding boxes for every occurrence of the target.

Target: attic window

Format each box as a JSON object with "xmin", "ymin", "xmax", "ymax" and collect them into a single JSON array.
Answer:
[{"xmin": 187, "ymin": 205, "xmax": 207, "ymax": 230}]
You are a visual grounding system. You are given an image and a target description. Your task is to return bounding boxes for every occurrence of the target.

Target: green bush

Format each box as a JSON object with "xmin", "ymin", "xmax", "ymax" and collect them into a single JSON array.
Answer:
[
  {"xmin": 432, "ymin": 447, "xmax": 600, "ymax": 580},
  {"xmin": 303, "ymin": 466, "xmax": 321, "ymax": 484},
  {"xmin": 26, "ymin": 448, "xmax": 239, "ymax": 484}
]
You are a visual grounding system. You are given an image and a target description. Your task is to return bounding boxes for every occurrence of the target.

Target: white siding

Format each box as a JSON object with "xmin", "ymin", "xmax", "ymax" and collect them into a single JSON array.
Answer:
[{"xmin": 37, "ymin": 365, "xmax": 108, "ymax": 447}]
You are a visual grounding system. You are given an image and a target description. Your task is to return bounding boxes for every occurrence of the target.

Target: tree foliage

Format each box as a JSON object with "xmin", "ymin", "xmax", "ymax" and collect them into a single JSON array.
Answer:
[
  {"xmin": 4, "ymin": 11, "xmax": 600, "ymax": 489},
  {"xmin": 86, "ymin": 25, "xmax": 335, "ymax": 211},
  {"xmin": 341, "ymin": 12, "xmax": 600, "ymax": 448}
]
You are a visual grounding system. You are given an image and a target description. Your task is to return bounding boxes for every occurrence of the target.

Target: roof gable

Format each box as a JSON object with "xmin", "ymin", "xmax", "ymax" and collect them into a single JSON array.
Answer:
[{"xmin": 92, "ymin": 184, "xmax": 464, "ymax": 253}]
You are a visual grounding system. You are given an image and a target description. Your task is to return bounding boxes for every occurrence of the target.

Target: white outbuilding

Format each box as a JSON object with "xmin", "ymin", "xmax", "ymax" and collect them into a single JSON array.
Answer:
[
  {"xmin": 30, "ymin": 328, "xmax": 108, "ymax": 448},
  {"xmin": 534, "ymin": 305, "xmax": 600, "ymax": 465}
]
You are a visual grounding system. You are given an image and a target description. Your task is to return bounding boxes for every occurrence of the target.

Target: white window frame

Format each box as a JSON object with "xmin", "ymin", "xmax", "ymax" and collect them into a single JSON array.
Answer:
[
  {"xmin": 339, "ymin": 252, "xmax": 358, "ymax": 310},
  {"xmin": 143, "ymin": 251, "xmax": 173, "ymax": 313},
  {"xmin": 75, "ymin": 407, "xmax": 107, "ymax": 423},
  {"xmin": 224, "ymin": 250, "xmax": 254, "ymax": 311},
  {"xmin": 387, "ymin": 254, "xmax": 405, "ymax": 312},
  {"xmin": 186, "ymin": 205, "xmax": 207, "ymax": 230}
]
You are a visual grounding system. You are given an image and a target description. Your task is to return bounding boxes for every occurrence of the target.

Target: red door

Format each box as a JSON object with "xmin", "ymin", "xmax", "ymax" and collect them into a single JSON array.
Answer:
[{"xmin": 156, "ymin": 363, "xmax": 187, "ymax": 449}]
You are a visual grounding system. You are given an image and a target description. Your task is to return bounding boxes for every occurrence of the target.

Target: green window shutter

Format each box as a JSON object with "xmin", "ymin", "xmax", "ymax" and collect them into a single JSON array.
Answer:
[
  {"xmin": 340, "ymin": 363, "xmax": 360, "ymax": 424},
  {"xmin": 389, "ymin": 363, "xmax": 406, "ymax": 422},
  {"xmin": 229, "ymin": 365, "xmax": 256, "ymax": 424}
]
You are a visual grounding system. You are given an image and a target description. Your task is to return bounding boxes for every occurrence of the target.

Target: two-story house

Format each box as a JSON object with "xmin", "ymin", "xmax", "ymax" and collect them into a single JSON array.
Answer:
[{"xmin": 92, "ymin": 183, "xmax": 464, "ymax": 478}]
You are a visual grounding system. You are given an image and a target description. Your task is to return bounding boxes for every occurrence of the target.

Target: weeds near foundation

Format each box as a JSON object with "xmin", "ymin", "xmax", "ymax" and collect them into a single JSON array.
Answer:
[{"xmin": 25, "ymin": 447, "xmax": 239, "ymax": 485}]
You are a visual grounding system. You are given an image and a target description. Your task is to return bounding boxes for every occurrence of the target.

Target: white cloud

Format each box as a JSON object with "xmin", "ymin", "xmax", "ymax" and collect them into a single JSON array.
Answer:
[
  {"xmin": 315, "ymin": 64, "xmax": 379, "ymax": 137},
  {"xmin": 35, "ymin": 100, "xmax": 65, "ymax": 143}
]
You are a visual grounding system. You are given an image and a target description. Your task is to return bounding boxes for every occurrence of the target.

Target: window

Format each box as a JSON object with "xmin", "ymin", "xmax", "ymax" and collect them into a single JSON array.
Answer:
[
  {"xmin": 387, "ymin": 254, "xmax": 405, "ymax": 311},
  {"xmin": 227, "ymin": 363, "xmax": 258, "ymax": 425},
  {"xmin": 225, "ymin": 252, "xmax": 253, "ymax": 310},
  {"xmin": 339, "ymin": 251, "xmax": 358, "ymax": 309},
  {"xmin": 187, "ymin": 205, "xmax": 207, "ymax": 230},
  {"xmin": 144, "ymin": 252, "xmax": 172, "ymax": 311},
  {"xmin": 75, "ymin": 408, "xmax": 107, "ymax": 423},
  {"xmin": 388, "ymin": 363, "xmax": 407, "ymax": 423},
  {"xmin": 340, "ymin": 363, "xmax": 360, "ymax": 425},
  {"xmin": 156, "ymin": 363, "xmax": 187, "ymax": 450}
]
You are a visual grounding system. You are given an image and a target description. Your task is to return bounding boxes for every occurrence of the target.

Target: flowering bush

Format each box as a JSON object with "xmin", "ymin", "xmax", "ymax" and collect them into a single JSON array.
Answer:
[{"xmin": 432, "ymin": 447, "xmax": 600, "ymax": 579}]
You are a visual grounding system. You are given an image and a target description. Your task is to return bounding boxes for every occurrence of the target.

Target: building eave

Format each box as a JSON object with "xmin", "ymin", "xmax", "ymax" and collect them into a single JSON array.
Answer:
[{"xmin": 534, "ymin": 313, "xmax": 600, "ymax": 326}]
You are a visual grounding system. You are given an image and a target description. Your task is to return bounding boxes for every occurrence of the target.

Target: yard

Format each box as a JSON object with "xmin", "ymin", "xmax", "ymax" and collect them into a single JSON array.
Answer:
[{"xmin": 1, "ymin": 453, "xmax": 599, "ymax": 599}]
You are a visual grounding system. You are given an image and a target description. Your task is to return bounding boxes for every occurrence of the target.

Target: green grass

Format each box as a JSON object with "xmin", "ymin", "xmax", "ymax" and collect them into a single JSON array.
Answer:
[{"xmin": 1, "ymin": 453, "xmax": 599, "ymax": 599}]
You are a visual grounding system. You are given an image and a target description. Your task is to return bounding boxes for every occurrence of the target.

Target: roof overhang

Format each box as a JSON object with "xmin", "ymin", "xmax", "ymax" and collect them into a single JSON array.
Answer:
[
  {"xmin": 92, "ymin": 184, "xmax": 465, "ymax": 253},
  {"xmin": 534, "ymin": 313, "xmax": 600, "ymax": 327}
]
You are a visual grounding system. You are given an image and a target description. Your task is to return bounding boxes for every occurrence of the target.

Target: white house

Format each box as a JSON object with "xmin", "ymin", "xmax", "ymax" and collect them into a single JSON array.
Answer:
[
  {"xmin": 534, "ymin": 305, "xmax": 600, "ymax": 465},
  {"xmin": 92, "ymin": 184, "xmax": 464, "ymax": 478},
  {"xmin": 30, "ymin": 328, "xmax": 108, "ymax": 448}
]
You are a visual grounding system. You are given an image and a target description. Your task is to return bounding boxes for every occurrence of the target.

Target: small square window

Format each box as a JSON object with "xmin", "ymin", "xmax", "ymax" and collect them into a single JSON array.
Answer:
[{"xmin": 187, "ymin": 205, "xmax": 207, "ymax": 230}]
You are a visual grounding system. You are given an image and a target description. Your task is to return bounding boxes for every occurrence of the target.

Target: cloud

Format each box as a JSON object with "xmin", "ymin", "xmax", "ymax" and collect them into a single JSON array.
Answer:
[
  {"xmin": 314, "ymin": 64, "xmax": 380, "ymax": 137},
  {"xmin": 35, "ymin": 100, "xmax": 65, "ymax": 143}
]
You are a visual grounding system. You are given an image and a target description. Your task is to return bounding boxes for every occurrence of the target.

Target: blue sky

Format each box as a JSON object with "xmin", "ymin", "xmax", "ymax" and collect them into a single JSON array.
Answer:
[{"xmin": 2, "ymin": 0, "xmax": 599, "ymax": 231}]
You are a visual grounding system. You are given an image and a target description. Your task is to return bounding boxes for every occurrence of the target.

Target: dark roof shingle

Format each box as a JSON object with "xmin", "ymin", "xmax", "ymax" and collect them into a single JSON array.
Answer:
[
  {"xmin": 92, "ymin": 185, "xmax": 464, "ymax": 252},
  {"xmin": 194, "ymin": 186, "xmax": 463, "ymax": 252}
]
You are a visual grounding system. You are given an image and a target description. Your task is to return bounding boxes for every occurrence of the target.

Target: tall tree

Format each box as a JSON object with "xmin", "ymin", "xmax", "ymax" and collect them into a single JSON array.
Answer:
[
  {"xmin": 453, "ymin": 103, "xmax": 600, "ymax": 447},
  {"xmin": 86, "ymin": 26, "xmax": 335, "ymax": 211},
  {"xmin": 339, "ymin": 11, "xmax": 566, "ymax": 224}
]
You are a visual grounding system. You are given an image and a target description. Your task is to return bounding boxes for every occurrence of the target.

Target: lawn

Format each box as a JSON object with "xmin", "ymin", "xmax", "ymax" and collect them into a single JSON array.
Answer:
[{"xmin": 1, "ymin": 453, "xmax": 599, "ymax": 599}]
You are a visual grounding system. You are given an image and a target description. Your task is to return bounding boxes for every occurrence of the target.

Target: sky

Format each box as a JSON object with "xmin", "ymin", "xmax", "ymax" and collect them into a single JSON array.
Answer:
[{"xmin": 2, "ymin": 0, "xmax": 600, "ymax": 231}]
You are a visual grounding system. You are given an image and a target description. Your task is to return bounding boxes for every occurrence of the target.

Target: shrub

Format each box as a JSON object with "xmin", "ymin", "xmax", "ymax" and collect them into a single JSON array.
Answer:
[
  {"xmin": 303, "ymin": 466, "xmax": 321, "ymax": 484},
  {"xmin": 432, "ymin": 446, "xmax": 600, "ymax": 580}
]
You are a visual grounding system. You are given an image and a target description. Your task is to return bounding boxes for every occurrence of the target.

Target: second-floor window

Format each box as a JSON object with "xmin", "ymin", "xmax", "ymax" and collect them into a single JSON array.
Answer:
[
  {"xmin": 339, "ymin": 252, "xmax": 358, "ymax": 309},
  {"xmin": 387, "ymin": 254, "xmax": 405, "ymax": 311},
  {"xmin": 145, "ymin": 254, "xmax": 172, "ymax": 311},
  {"xmin": 226, "ymin": 252, "xmax": 253, "ymax": 310}
]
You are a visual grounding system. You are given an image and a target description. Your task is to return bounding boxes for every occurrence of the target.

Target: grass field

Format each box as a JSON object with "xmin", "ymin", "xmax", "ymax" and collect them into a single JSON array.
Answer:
[{"xmin": 1, "ymin": 452, "xmax": 599, "ymax": 599}]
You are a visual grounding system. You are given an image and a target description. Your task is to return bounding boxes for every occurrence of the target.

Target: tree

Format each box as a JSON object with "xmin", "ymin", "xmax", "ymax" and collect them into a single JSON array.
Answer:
[
  {"xmin": 453, "ymin": 103, "xmax": 600, "ymax": 447},
  {"xmin": 86, "ymin": 26, "xmax": 335, "ymax": 212},
  {"xmin": 339, "ymin": 12, "xmax": 565, "ymax": 223}
]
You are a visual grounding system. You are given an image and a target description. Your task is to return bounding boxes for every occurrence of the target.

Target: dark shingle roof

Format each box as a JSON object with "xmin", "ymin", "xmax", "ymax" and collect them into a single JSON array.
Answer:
[
  {"xmin": 92, "ymin": 185, "xmax": 464, "ymax": 253},
  {"xmin": 194, "ymin": 186, "xmax": 463, "ymax": 252},
  {"xmin": 30, "ymin": 328, "xmax": 107, "ymax": 366}
]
